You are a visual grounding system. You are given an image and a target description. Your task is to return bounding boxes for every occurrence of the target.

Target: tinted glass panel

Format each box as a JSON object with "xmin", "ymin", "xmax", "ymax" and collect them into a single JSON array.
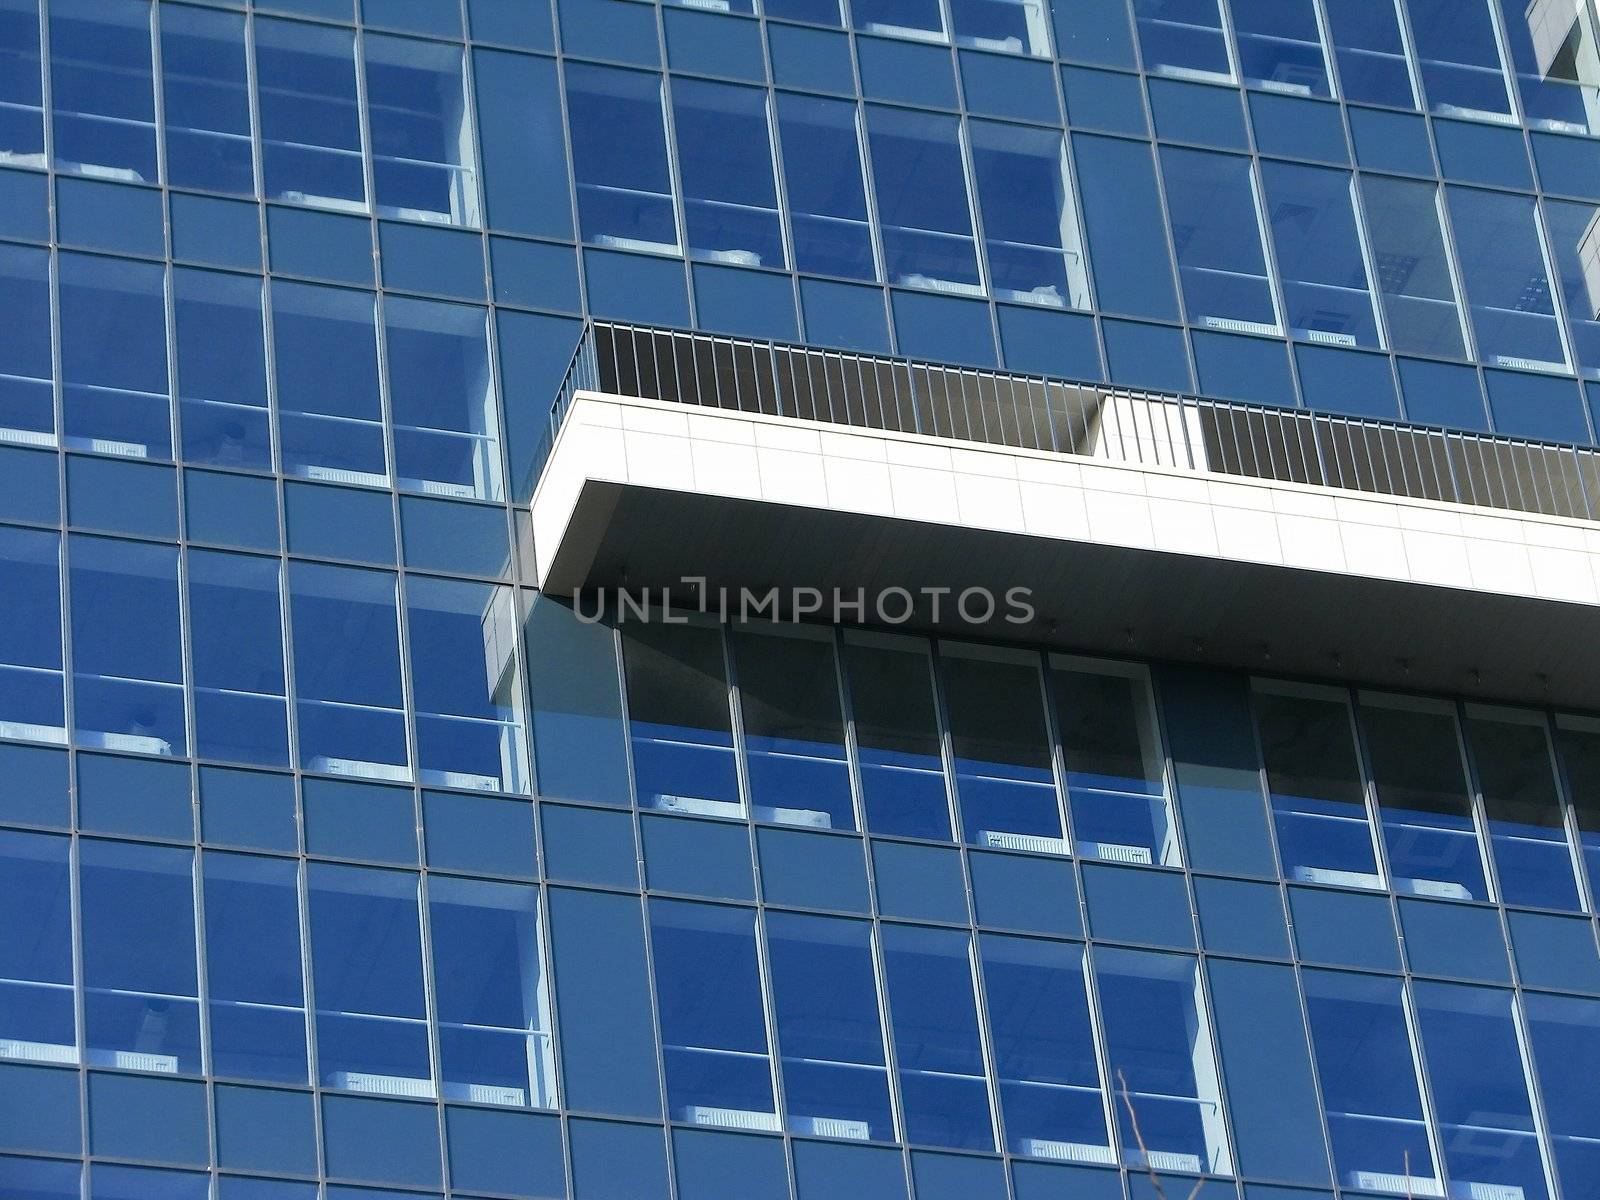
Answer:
[
  {"xmin": 970, "ymin": 122, "xmax": 1090, "ymax": 310},
  {"xmin": 566, "ymin": 64, "xmax": 677, "ymax": 254},
  {"xmin": 672, "ymin": 78, "xmax": 784, "ymax": 270},
  {"xmin": 951, "ymin": 0, "xmax": 1050, "ymax": 54},
  {"xmin": 50, "ymin": 0, "xmax": 156, "ymax": 181},
  {"xmin": 0, "ymin": 245, "xmax": 53, "ymax": 447},
  {"xmin": 256, "ymin": 18, "xmax": 365, "ymax": 209},
  {"xmin": 365, "ymin": 35, "xmax": 477, "ymax": 225},
  {"xmin": 1493, "ymin": 0, "xmax": 1600, "ymax": 137},
  {"xmin": 1229, "ymin": 0, "xmax": 1330, "ymax": 96},
  {"xmin": 1446, "ymin": 187, "xmax": 1568, "ymax": 372},
  {"xmin": 867, "ymin": 107, "xmax": 982, "ymax": 294},
  {"xmin": 1322, "ymin": 0, "xmax": 1416, "ymax": 108},
  {"xmin": 0, "ymin": 0, "xmax": 44, "ymax": 160},
  {"xmin": 1522, "ymin": 992, "xmax": 1600, "ymax": 1200},
  {"xmin": 0, "ymin": 831, "xmax": 74, "ymax": 1062},
  {"xmin": 59, "ymin": 253, "xmax": 170, "ymax": 460},
  {"xmin": 1261, "ymin": 162, "xmax": 1383, "ymax": 349},
  {"xmin": 1404, "ymin": 0, "xmax": 1514, "ymax": 121},
  {"xmin": 1134, "ymin": 0, "xmax": 1232, "ymax": 84},
  {"xmin": 272, "ymin": 282, "xmax": 386, "ymax": 485},
  {"xmin": 1359, "ymin": 176, "xmax": 1468, "ymax": 360},
  {"xmin": 174, "ymin": 268, "xmax": 271, "ymax": 470},
  {"xmin": 0, "ymin": 527, "xmax": 64, "ymax": 744},
  {"xmin": 1553, "ymin": 713, "xmax": 1600, "ymax": 901},
  {"xmin": 776, "ymin": 94, "xmax": 876, "ymax": 282},
  {"xmin": 160, "ymin": 5, "xmax": 252, "ymax": 194},
  {"xmin": 188, "ymin": 549, "xmax": 290, "ymax": 767},
  {"xmin": 842, "ymin": 630, "xmax": 951, "ymax": 840},
  {"xmin": 1161, "ymin": 147, "xmax": 1279, "ymax": 334},
  {"xmin": 853, "ymin": 0, "xmax": 946, "ymax": 41},
  {"xmin": 623, "ymin": 620, "xmax": 740, "ymax": 815},
  {"xmin": 1539, "ymin": 198, "xmax": 1600, "ymax": 379}
]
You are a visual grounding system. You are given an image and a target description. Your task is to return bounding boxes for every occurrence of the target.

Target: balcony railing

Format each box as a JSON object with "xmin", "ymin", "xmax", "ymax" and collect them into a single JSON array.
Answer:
[{"xmin": 538, "ymin": 321, "xmax": 1600, "ymax": 525}]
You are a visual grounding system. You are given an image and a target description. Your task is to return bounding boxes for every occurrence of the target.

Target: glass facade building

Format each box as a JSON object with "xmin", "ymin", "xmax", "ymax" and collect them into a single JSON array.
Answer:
[{"xmin": 10, "ymin": 1, "xmax": 1600, "ymax": 1199}]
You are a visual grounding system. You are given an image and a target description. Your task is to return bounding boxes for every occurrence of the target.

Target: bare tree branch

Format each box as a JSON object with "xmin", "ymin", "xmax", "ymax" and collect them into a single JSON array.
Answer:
[{"xmin": 1117, "ymin": 1068, "xmax": 1206, "ymax": 1200}]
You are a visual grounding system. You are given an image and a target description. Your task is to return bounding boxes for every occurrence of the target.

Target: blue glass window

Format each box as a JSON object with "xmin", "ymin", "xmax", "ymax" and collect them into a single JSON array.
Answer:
[
  {"xmin": 290, "ymin": 563, "xmax": 409, "ymax": 781},
  {"xmin": 174, "ymin": 268, "xmax": 271, "ymax": 470},
  {"xmin": 1404, "ymin": 0, "xmax": 1514, "ymax": 123},
  {"xmin": 1254, "ymin": 680, "xmax": 1382, "ymax": 889},
  {"xmin": 969, "ymin": 122, "xmax": 1090, "ymax": 310},
  {"xmin": 842, "ymin": 629, "xmax": 951, "ymax": 840},
  {"xmin": 1463, "ymin": 705, "xmax": 1582, "ymax": 911},
  {"xmin": 1552, "ymin": 713, "xmax": 1600, "ymax": 901},
  {"xmin": 1446, "ymin": 187, "xmax": 1569, "ymax": 372},
  {"xmin": 385, "ymin": 298, "xmax": 501, "ymax": 501},
  {"xmin": 90, "ymin": 1164, "xmax": 208, "ymax": 1200},
  {"xmin": 0, "ymin": 245, "xmax": 52, "ymax": 448},
  {"xmin": 867, "ymin": 107, "xmax": 983, "ymax": 294},
  {"xmin": 852, "ymin": 0, "xmax": 946, "ymax": 42},
  {"xmin": 1522, "ymin": 992, "xmax": 1600, "ymax": 1200},
  {"xmin": 80, "ymin": 839, "xmax": 202, "ymax": 1072},
  {"xmin": 1260, "ymin": 162, "xmax": 1384, "ymax": 349},
  {"xmin": 1358, "ymin": 692, "xmax": 1490, "ymax": 902},
  {"xmin": 272, "ymin": 282, "xmax": 386, "ymax": 486},
  {"xmin": 0, "ymin": 0, "xmax": 43, "ymax": 160},
  {"xmin": 1358, "ymin": 176, "xmax": 1469, "ymax": 360},
  {"xmin": 0, "ymin": 831, "xmax": 74, "ymax": 1063},
  {"xmin": 59, "ymin": 253, "xmax": 171, "ymax": 460},
  {"xmin": 981, "ymin": 934, "xmax": 1110, "ymax": 1162},
  {"xmin": 775, "ymin": 93, "xmax": 876, "ymax": 282},
  {"xmin": 670, "ymin": 79, "xmax": 784, "ymax": 270},
  {"xmin": 0, "ymin": 1154, "xmax": 78, "ymax": 1199},
  {"xmin": 1161, "ymin": 147, "xmax": 1280, "ymax": 335},
  {"xmin": 160, "ymin": 5, "xmax": 253, "ymax": 195},
  {"xmin": 951, "ymin": 0, "xmax": 1051, "ymax": 55},
  {"xmin": 1229, "ymin": 0, "xmax": 1331, "ymax": 96},
  {"xmin": 188, "ymin": 549, "xmax": 290, "ymax": 768},
  {"xmin": 1302, "ymin": 970, "xmax": 1438, "ymax": 1196},
  {"xmin": 765, "ymin": 912, "xmax": 894, "ymax": 1141},
  {"xmin": 1493, "ymin": 0, "xmax": 1600, "ymax": 137},
  {"xmin": 49, "ymin": 0, "xmax": 157, "ymax": 182},
  {"xmin": 255, "ymin": 18, "xmax": 365, "ymax": 210},
  {"xmin": 428, "ymin": 876, "xmax": 556, "ymax": 1107},
  {"xmin": 1134, "ymin": 0, "xmax": 1232, "ymax": 85},
  {"xmin": 881, "ymin": 924, "xmax": 995, "ymax": 1151},
  {"xmin": 1092, "ymin": 947, "xmax": 1230, "ymax": 1174},
  {"xmin": 1052, "ymin": 656, "xmax": 1177, "ymax": 866},
  {"xmin": 70, "ymin": 535, "xmax": 186, "ymax": 757},
  {"xmin": 308, "ymin": 863, "xmax": 431, "ymax": 1096},
  {"xmin": 1539, "ymin": 199, "xmax": 1600, "ymax": 378},
  {"xmin": 364, "ymin": 34, "xmax": 478, "ymax": 226},
  {"xmin": 202, "ymin": 851, "xmax": 308, "ymax": 1083},
  {"xmin": 733, "ymin": 625, "xmax": 853, "ymax": 830},
  {"xmin": 941, "ymin": 642, "xmax": 1063, "ymax": 852},
  {"xmin": 623, "ymin": 619, "xmax": 741, "ymax": 816},
  {"xmin": 650, "ymin": 899, "xmax": 777, "ymax": 1128},
  {"xmin": 1412, "ymin": 982, "xmax": 1550, "ymax": 1200},
  {"xmin": 1322, "ymin": 0, "xmax": 1417, "ymax": 108},
  {"xmin": 566, "ymin": 64, "xmax": 678, "ymax": 255},
  {"xmin": 0, "ymin": 527, "xmax": 64, "ymax": 745},
  {"xmin": 406, "ymin": 577, "xmax": 527, "ymax": 793}
]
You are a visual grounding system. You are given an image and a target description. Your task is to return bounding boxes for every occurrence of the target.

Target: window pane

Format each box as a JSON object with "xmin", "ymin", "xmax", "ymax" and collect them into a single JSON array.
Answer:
[
  {"xmin": 765, "ymin": 912, "xmax": 894, "ymax": 1141},
  {"xmin": 272, "ymin": 282, "xmax": 386, "ymax": 486},
  {"xmin": 255, "ymin": 18, "xmax": 365, "ymax": 209},
  {"xmin": 49, "ymin": 0, "xmax": 157, "ymax": 181},
  {"xmin": 881, "ymin": 924, "xmax": 994, "ymax": 1151},
  {"xmin": 1261, "ymin": 162, "xmax": 1383, "ymax": 349},
  {"xmin": 1052, "ymin": 656, "xmax": 1176, "ymax": 866},
  {"xmin": 970, "ymin": 122, "xmax": 1090, "ymax": 310},
  {"xmin": 0, "ymin": 245, "xmax": 53, "ymax": 447},
  {"xmin": 1302, "ymin": 970, "xmax": 1438, "ymax": 1195},
  {"xmin": 1463, "ymin": 705, "xmax": 1581, "ymax": 911},
  {"xmin": 775, "ymin": 94, "xmax": 876, "ymax": 282},
  {"xmin": 981, "ymin": 934, "xmax": 1109, "ymax": 1162},
  {"xmin": 385, "ymin": 297, "xmax": 501, "ymax": 501},
  {"xmin": 0, "ymin": 0, "xmax": 44, "ymax": 160},
  {"xmin": 1497, "ymin": 0, "xmax": 1600, "ymax": 136},
  {"xmin": 59, "ymin": 253, "xmax": 171, "ymax": 460},
  {"xmin": 841, "ymin": 630, "xmax": 951, "ymax": 840},
  {"xmin": 202, "ymin": 851, "xmax": 307, "ymax": 1083},
  {"xmin": 188, "ymin": 549, "xmax": 290, "ymax": 767},
  {"xmin": 1446, "ymin": 187, "xmax": 1568, "ymax": 372},
  {"xmin": 174, "ymin": 268, "xmax": 271, "ymax": 470},
  {"xmin": 566, "ymin": 64, "xmax": 677, "ymax": 254},
  {"xmin": 1322, "ymin": 0, "xmax": 1417, "ymax": 108},
  {"xmin": 1162, "ymin": 147, "xmax": 1279, "ymax": 334},
  {"xmin": 733, "ymin": 625, "xmax": 852, "ymax": 830},
  {"xmin": 852, "ymin": 0, "xmax": 946, "ymax": 42},
  {"xmin": 867, "ymin": 107, "xmax": 982, "ymax": 294},
  {"xmin": 1412, "ymin": 982, "xmax": 1549, "ymax": 1200},
  {"xmin": 650, "ymin": 899, "xmax": 776, "ymax": 1127},
  {"xmin": 80, "ymin": 839, "xmax": 201, "ymax": 1072},
  {"xmin": 406, "ymin": 577, "xmax": 528, "ymax": 794},
  {"xmin": 0, "ymin": 831, "xmax": 74, "ymax": 1063},
  {"xmin": 672, "ymin": 79, "xmax": 784, "ymax": 270},
  {"xmin": 69, "ymin": 535, "xmax": 186, "ymax": 757},
  {"xmin": 1546, "ymin": 199, "xmax": 1600, "ymax": 381},
  {"xmin": 1404, "ymin": 0, "xmax": 1514, "ymax": 121},
  {"xmin": 290, "ymin": 563, "xmax": 409, "ymax": 781},
  {"xmin": 1229, "ymin": 0, "xmax": 1331, "ymax": 96},
  {"xmin": 1552, "ymin": 713, "xmax": 1600, "ymax": 901},
  {"xmin": 1134, "ymin": 0, "xmax": 1233, "ymax": 84},
  {"xmin": 365, "ymin": 34, "xmax": 477, "ymax": 225},
  {"xmin": 941, "ymin": 643, "xmax": 1061, "ymax": 851},
  {"xmin": 1253, "ymin": 680, "xmax": 1381, "ymax": 888},
  {"xmin": 1522, "ymin": 992, "xmax": 1600, "ymax": 1200},
  {"xmin": 622, "ymin": 620, "xmax": 740, "ymax": 816},
  {"xmin": 1358, "ymin": 693, "xmax": 1489, "ymax": 901},
  {"xmin": 950, "ymin": 0, "xmax": 1050, "ymax": 55},
  {"xmin": 0, "ymin": 527, "xmax": 64, "ymax": 744},
  {"xmin": 308, "ymin": 863, "xmax": 431, "ymax": 1095},
  {"xmin": 1092, "ymin": 947, "xmax": 1230, "ymax": 1174},
  {"xmin": 160, "ymin": 5, "xmax": 253, "ymax": 194},
  {"xmin": 428, "ymin": 876, "xmax": 555, "ymax": 1107},
  {"xmin": 1358, "ymin": 176, "xmax": 1469, "ymax": 360}
]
